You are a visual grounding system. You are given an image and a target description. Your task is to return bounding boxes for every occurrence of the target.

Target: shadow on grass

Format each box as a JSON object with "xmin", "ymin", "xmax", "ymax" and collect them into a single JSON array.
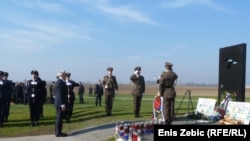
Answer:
[{"xmin": 69, "ymin": 122, "xmax": 115, "ymax": 136}]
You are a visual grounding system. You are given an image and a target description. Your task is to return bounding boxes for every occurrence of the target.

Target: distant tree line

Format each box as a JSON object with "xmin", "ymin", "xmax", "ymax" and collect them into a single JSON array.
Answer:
[
  {"xmin": 145, "ymin": 80, "xmax": 217, "ymax": 87},
  {"xmin": 18, "ymin": 79, "xmax": 217, "ymax": 87}
]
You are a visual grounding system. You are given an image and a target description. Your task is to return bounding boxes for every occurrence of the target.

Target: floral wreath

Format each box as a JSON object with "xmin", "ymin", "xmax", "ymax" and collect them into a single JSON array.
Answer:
[{"xmin": 220, "ymin": 91, "xmax": 237, "ymax": 102}]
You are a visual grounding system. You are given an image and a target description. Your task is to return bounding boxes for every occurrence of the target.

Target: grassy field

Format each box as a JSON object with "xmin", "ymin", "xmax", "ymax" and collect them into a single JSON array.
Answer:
[{"xmin": 0, "ymin": 85, "xmax": 249, "ymax": 138}]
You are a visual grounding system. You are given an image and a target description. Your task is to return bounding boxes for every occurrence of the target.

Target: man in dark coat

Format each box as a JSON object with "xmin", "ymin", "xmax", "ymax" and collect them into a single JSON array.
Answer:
[
  {"xmin": 14, "ymin": 82, "xmax": 23, "ymax": 104},
  {"xmin": 78, "ymin": 82, "xmax": 84, "ymax": 104},
  {"xmin": 26, "ymin": 70, "xmax": 45, "ymax": 126},
  {"xmin": 65, "ymin": 72, "xmax": 79, "ymax": 123},
  {"xmin": 49, "ymin": 81, "xmax": 55, "ymax": 104},
  {"xmin": 130, "ymin": 66, "xmax": 145, "ymax": 118},
  {"xmin": 2, "ymin": 72, "xmax": 15, "ymax": 122},
  {"xmin": 40, "ymin": 80, "xmax": 47, "ymax": 118},
  {"xmin": 95, "ymin": 79, "xmax": 103, "ymax": 106},
  {"xmin": 158, "ymin": 62, "xmax": 178, "ymax": 125},
  {"xmin": 54, "ymin": 70, "xmax": 68, "ymax": 137},
  {"xmin": 88, "ymin": 86, "xmax": 93, "ymax": 97},
  {"xmin": 0, "ymin": 71, "xmax": 7, "ymax": 128},
  {"xmin": 102, "ymin": 67, "xmax": 118, "ymax": 116}
]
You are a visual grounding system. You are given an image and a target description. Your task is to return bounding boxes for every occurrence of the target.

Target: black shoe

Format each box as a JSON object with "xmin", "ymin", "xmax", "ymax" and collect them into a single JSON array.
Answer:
[
  {"xmin": 4, "ymin": 117, "xmax": 8, "ymax": 122},
  {"xmin": 138, "ymin": 114, "xmax": 142, "ymax": 118},
  {"xmin": 0, "ymin": 122, "xmax": 3, "ymax": 128},
  {"xmin": 134, "ymin": 114, "xmax": 138, "ymax": 118},
  {"xmin": 31, "ymin": 122, "xmax": 35, "ymax": 127},
  {"xmin": 34, "ymin": 121, "xmax": 39, "ymax": 126},
  {"xmin": 66, "ymin": 119, "xmax": 70, "ymax": 123},
  {"xmin": 56, "ymin": 133, "xmax": 68, "ymax": 137}
]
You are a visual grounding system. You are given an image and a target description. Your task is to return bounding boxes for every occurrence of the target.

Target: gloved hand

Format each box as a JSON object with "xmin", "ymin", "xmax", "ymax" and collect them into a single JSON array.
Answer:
[{"xmin": 134, "ymin": 70, "xmax": 138, "ymax": 75}]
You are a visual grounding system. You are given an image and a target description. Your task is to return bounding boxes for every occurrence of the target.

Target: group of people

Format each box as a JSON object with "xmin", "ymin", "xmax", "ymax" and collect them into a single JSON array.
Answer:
[
  {"xmin": 0, "ymin": 61, "xmax": 178, "ymax": 137},
  {"xmin": 98, "ymin": 61, "xmax": 178, "ymax": 126},
  {"xmin": 0, "ymin": 70, "xmax": 47, "ymax": 128},
  {"xmin": 54, "ymin": 69, "xmax": 107, "ymax": 137}
]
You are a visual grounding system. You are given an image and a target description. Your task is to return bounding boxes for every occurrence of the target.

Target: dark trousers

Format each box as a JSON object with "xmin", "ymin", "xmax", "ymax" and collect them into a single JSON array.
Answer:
[
  {"xmin": 5, "ymin": 99, "xmax": 11, "ymax": 121},
  {"xmin": 163, "ymin": 98, "xmax": 175, "ymax": 125},
  {"xmin": 133, "ymin": 95, "xmax": 142, "ymax": 116},
  {"xmin": 95, "ymin": 95, "xmax": 102, "ymax": 106},
  {"xmin": 66, "ymin": 102, "xmax": 74, "ymax": 121},
  {"xmin": 105, "ymin": 93, "xmax": 114, "ymax": 115},
  {"xmin": 29, "ymin": 102, "xmax": 40, "ymax": 124},
  {"xmin": 23, "ymin": 94, "xmax": 28, "ymax": 105},
  {"xmin": 40, "ymin": 103, "xmax": 44, "ymax": 117},
  {"xmin": 0, "ymin": 101, "xmax": 7, "ymax": 126},
  {"xmin": 55, "ymin": 108, "xmax": 65, "ymax": 136},
  {"xmin": 79, "ymin": 95, "xmax": 84, "ymax": 104},
  {"xmin": 50, "ymin": 94, "xmax": 54, "ymax": 104},
  {"xmin": 89, "ymin": 92, "xmax": 93, "ymax": 97}
]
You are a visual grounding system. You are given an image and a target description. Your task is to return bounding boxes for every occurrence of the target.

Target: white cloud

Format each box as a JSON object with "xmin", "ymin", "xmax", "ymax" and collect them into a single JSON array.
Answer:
[
  {"xmin": 96, "ymin": 5, "xmax": 160, "ymax": 25},
  {"xmin": 0, "ymin": 18, "xmax": 95, "ymax": 52},
  {"xmin": 162, "ymin": 0, "xmax": 230, "ymax": 13},
  {"xmin": 75, "ymin": 0, "xmax": 162, "ymax": 26},
  {"xmin": 12, "ymin": 0, "xmax": 70, "ymax": 13}
]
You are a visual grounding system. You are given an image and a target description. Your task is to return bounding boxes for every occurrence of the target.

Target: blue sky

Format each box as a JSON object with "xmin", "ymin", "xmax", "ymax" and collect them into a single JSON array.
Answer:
[{"xmin": 0, "ymin": 0, "xmax": 249, "ymax": 85}]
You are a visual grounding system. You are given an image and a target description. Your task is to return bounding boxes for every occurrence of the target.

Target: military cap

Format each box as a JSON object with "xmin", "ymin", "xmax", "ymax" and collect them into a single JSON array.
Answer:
[
  {"xmin": 3, "ymin": 72, "xmax": 9, "ymax": 76},
  {"xmin": 0, "ymin": 71, "xmax": 4, "ymax": 76},
  {"xmin": 164, "ymin": 62, "xmax": 173, "ymax": 67},
  {"xmin": 31, "ymin": 70, "xmax": 39, "ymax": 75},
  {"xmin": 66, "ymin": 72, "xmax": 71, "ymax": 77},
  {"xmin": 107, "ymin": 67, "xmax": 113, "ymax": 71},
  {"xmin": 134, "ymin": 66, "xmax": 141, "ymax": 71}
]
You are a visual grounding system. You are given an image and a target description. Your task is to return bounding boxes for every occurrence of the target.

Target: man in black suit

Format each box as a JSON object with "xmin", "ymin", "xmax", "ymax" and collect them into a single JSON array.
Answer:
[
  {"xmin": 0, "ymin": 71, "xmax": 7, "ymax": 128},
  {"xmin": 26, "ymin": 70, "xmax": 45, "ymax": 127},
  {"xmin": 95, "ymin": 79, "xmax": 103, "ymax": 106},
  {"xmin": 2, "ymin": 72, "xmax": 15, "ymax": 122},
  {"xmin": 65, "ymin": 72, "xmax": 79, "ymax": 123},
  {"xmin": 54, "ymin": 70, "xmax": 68, "ymax": 137},
  {"xmin": 78, "ymin": 82, "xmax": 84, "ymax": 104}
]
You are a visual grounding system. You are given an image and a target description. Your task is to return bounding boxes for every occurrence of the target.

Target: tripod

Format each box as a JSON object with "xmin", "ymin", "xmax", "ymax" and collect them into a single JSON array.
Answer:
[{"xmin": 175, "ymin": 89, "xmax": 196, "ymax": 124}]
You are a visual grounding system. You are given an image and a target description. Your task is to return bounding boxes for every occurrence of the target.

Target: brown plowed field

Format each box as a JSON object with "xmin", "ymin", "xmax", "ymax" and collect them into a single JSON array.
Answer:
[{"xmin": 78, "ymin": 84, "xmax": 250, "ymax": 97}]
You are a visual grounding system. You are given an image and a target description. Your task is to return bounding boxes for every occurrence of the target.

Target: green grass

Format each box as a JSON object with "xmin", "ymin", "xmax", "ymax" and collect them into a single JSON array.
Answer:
[{"xmin": 1, "ymin": 94, "xmax": 249, "ymax": 138}]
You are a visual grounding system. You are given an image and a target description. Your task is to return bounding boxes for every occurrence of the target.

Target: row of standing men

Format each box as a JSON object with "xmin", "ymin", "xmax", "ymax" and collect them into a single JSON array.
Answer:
[
  {"xmin": 0, "ymin": 70, "xmax": 105, "ymax": 128},
  {"xmin": 0, "ymin": 61, "xmax": 178, "ymax": 133},
  {"xmin": 53, "ymin": 62, "xmax": 178, "ymax": 137},
  {"xmin": 0, "ymin": 70, "xmax": 48, "ymax": 128}
]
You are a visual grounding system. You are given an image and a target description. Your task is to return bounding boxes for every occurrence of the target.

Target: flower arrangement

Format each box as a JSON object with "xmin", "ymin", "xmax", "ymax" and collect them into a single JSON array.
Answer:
[{"xmin": 220, "ymin": 91, "xmax": 237, "ymax": 102}]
